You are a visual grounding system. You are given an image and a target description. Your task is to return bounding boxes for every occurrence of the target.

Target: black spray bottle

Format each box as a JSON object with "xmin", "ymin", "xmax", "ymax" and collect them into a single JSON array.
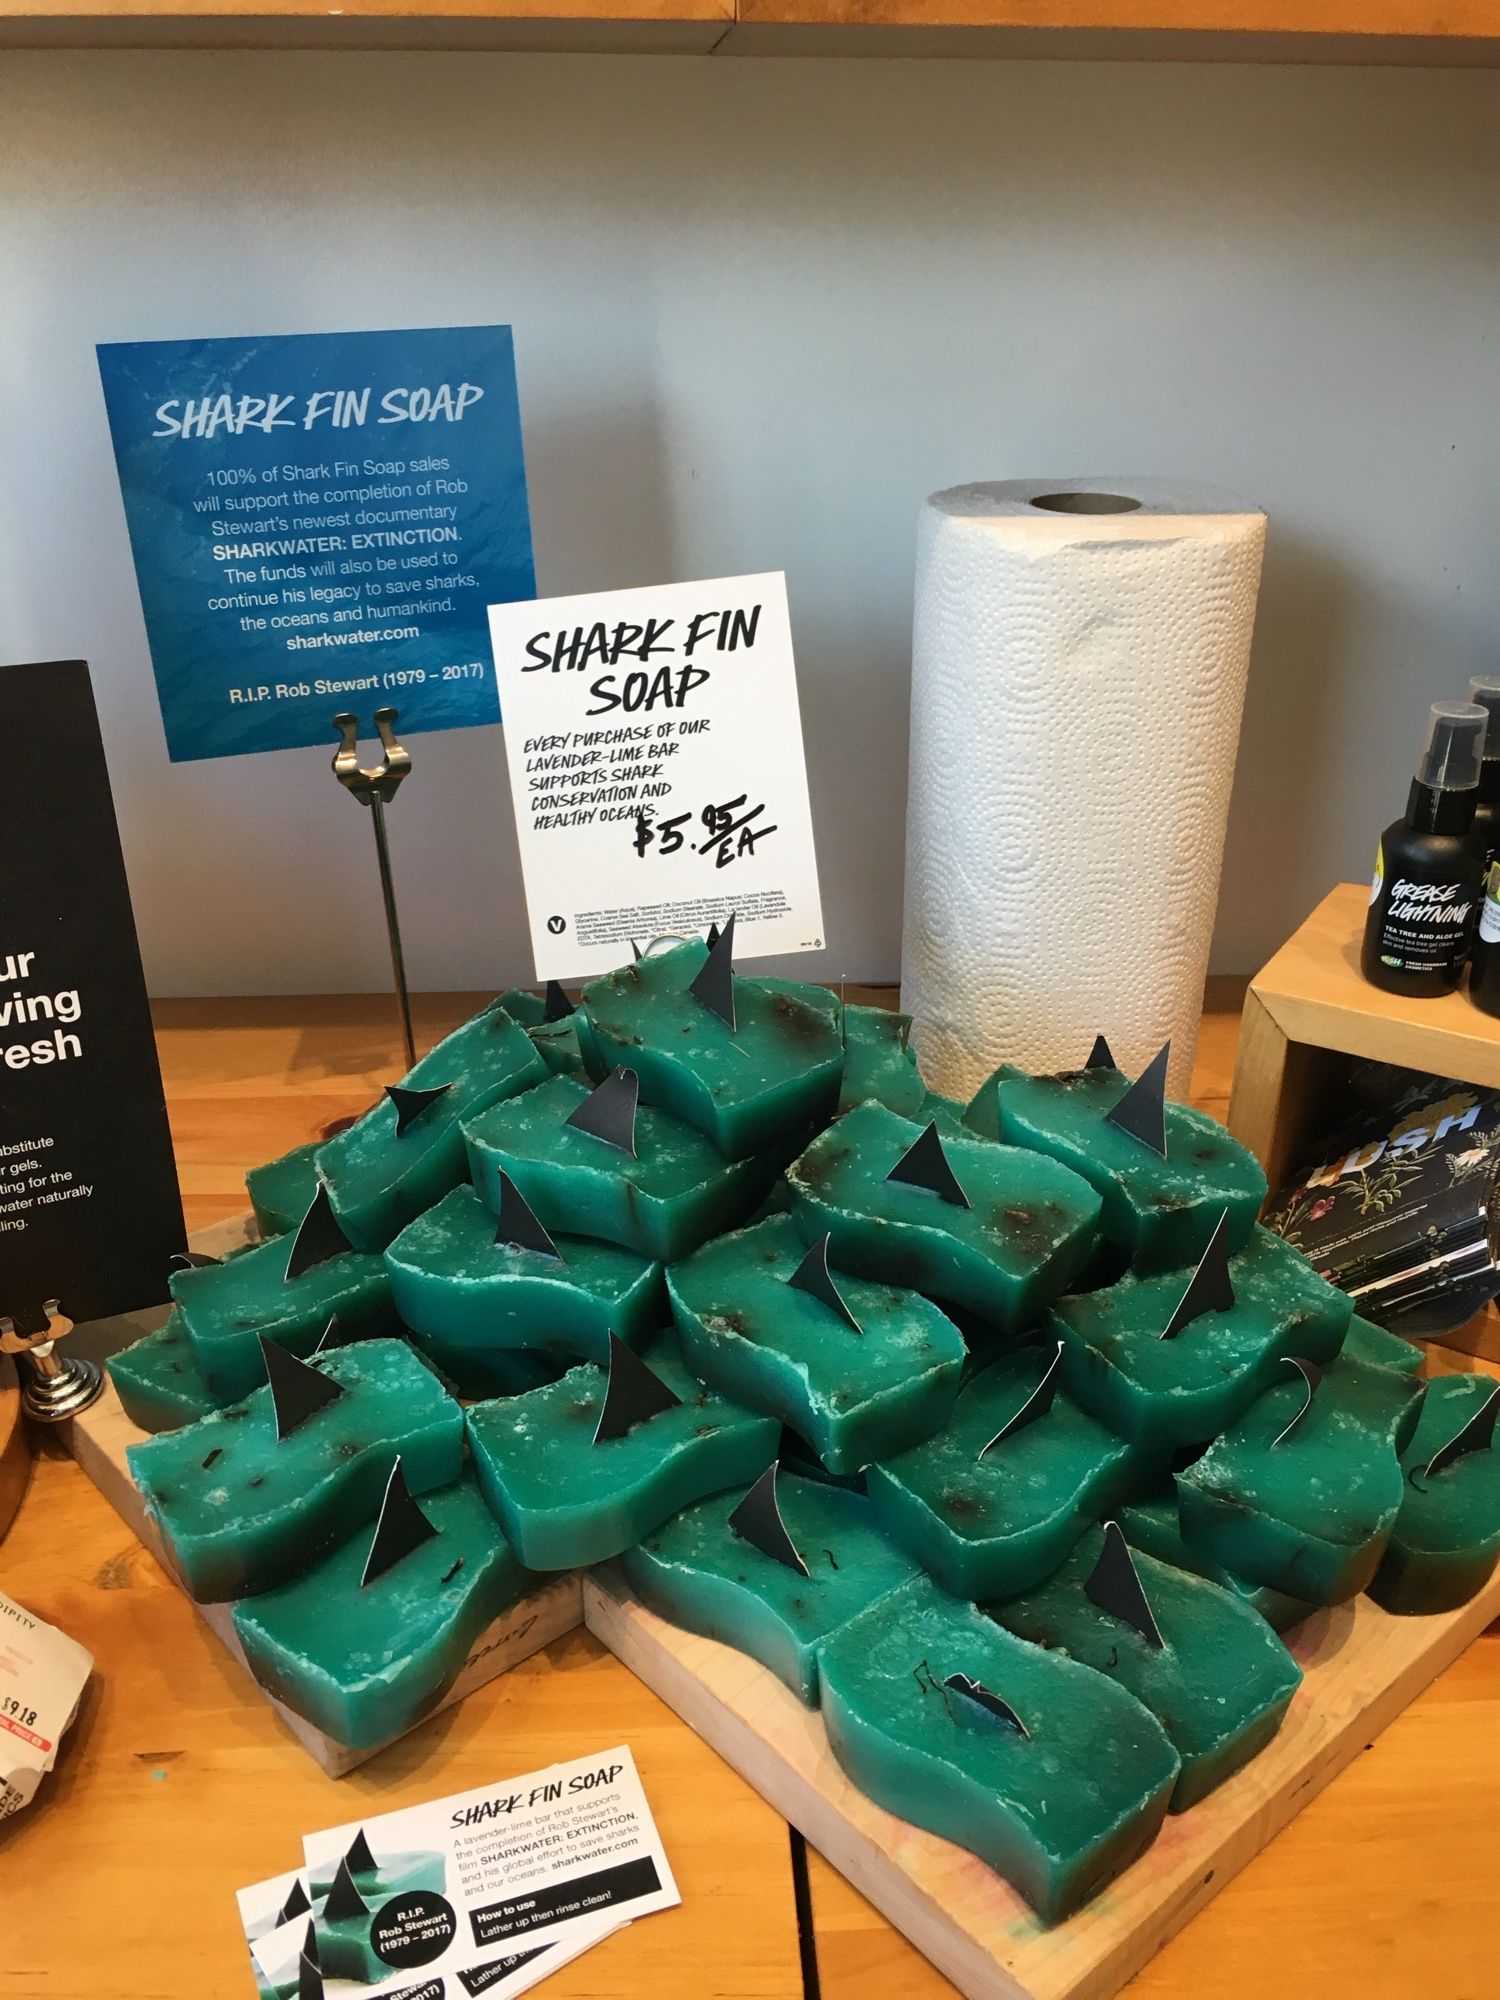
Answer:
[
  {"xmin": 1467, "ymin": 676, "xmax": 1500, "ymax": 1015},
  {"xmin": 1361, "ymin": 700, "xmax": 1487, "ymax": 996}
]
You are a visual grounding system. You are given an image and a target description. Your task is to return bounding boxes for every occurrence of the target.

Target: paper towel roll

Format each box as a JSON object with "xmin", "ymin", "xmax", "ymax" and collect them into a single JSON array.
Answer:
[{"xmin": 902, "ymin": 478, "xmax": 1265, "ymax": 1104}]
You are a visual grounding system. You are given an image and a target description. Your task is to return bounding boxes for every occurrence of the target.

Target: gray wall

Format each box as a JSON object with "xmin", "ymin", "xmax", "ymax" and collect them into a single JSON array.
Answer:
[{"xmin": 3, "ymin": 50, "xmax": 1498, "ymax": 995}]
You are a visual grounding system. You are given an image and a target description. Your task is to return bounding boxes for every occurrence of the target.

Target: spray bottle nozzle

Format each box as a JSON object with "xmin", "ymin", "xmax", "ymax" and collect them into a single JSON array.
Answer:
[{"xmin": 1417, "ymin": 702, "xmax": 1486, "ymax": 793}]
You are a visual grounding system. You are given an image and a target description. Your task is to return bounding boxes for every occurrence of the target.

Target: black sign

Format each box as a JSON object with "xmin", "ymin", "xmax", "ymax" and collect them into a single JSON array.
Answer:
[
  {"xmin": 0, "ymin": 660, "xmax": 186, "ymax": 1329},
  {"xmin": 469, "ymin": 1856, "xmax": 661, "ymax": 1948}
]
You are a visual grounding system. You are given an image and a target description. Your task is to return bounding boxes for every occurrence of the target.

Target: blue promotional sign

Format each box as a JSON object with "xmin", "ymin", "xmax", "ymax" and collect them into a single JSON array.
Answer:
[{"xmin": 97, "ymin": 325, "xmax": 535, "ymax": 762}]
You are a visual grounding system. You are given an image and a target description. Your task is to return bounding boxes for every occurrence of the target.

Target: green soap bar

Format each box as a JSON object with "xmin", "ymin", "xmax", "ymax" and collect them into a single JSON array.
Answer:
[
  {"xmin": 787, "ymin": 1100, "xmax": 1102, "ymax": 1332},
  {"xmin": 1368, "ymin": 1375, "xmax": 1500, "ymax": 1615},
  {"xmin": 466, "ymin": 1332, "xmax": 779, "ymax": 1569},
  {"xmin": 500, "ymin": 987, "xmax": 545, "ymax": 1027},
  {"xmin": 317, "ymin": 998, "xmax": 547, "ymax": 1250},
  {"xmin": 246, "ymin": 1141, "xmax": 321, "ymax": 1240},
  {"xmin": 990, "ymin": 1527, "xmax": 1301, "ymax": 1812},
  {"xmin": 172, "ymin": 1229, "xmax": 400, "ymax": 1403},
  {"xmin": 1117, "ymin": 1495, "xmax": 1311, "ymax": 1632},
  {"xmin": 530, "ymin": 1018, "xmax": 584, "ymax": 1075},
  {"xmin": 996, "ymin": 1067, "xmax": 1267, "ymax": 1272},
  {"xmin": 576, "ymin": 940, "xmax": 844, "ymax": 1159},
  {"xmin": 313, "ymin": 1908, "xmax": 384, "ymax": 1984},
  {"xmin": 234, "ymin": 1474, "xmax": 533, "ymax": 1750},
  {"xmin": 385, "ymin": 1184, "xmax": 663, "ymax": 1369},
  {"xmin": 465, "ymin": 1073, "xmax": 779, "ymax": 1261},
  {"xmin": 421, "ymin": 1342, "xmax": 571, "ymax": 1401},
  {"xmin": 1342, "ymin": 1313, "xmax": 1425, "ymax": 1379},
  {"xmin": 865, "ymin": 1345, "xmax": 1146, "ymax": 1598},
  {"xmin": 127, "ymin": 1339, "xmax": 463, "ymax": 1601},
  {"xmin": 108, "ymin": 1310, "xmax": 221, "ymax": 1433},
  {"xmin": 1176, "ymin": 1354, "xmax": 1424, "ymax": 1605},
  {"xmin": 917, "ymin": 1091, "xmax": 973, "ymax": 1142},
  {"xmin": 308, "ymin": 1846, "xmax": 445, "ymax": 1901},
  {"xmin": 817, "ymin": 1573, "xmax": 1179, "ymax": 1923},
  {"xmin": 839, "ymin": 1005, "xmax": 927, "ymax": 1119},
  {"xmin": 623, "ymin": 1474, "xmax": 920, "ymax": 1703},
  {"xmin": 1052, "ymin": 1226, "xmax": 1352, "ymax": 1455},
  {"xmin": 962, "ymin": 1065, "xmax": 1029, "ymax": 1143},
  {"xmin": 667, "ymin": 1215, "xmax": 966, "ymax": 1476}
]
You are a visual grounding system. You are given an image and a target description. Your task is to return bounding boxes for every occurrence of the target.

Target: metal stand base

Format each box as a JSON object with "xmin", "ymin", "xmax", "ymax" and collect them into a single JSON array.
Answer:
[{"xmin": 15, "ymin": 1347, "xmax": 104, "ymax": 1424}]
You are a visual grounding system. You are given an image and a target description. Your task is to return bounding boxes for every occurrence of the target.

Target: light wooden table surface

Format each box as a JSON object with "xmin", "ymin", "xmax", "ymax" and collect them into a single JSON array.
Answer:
[{"xmin": 3, "ymin": 988, "xmax": 1496, "ymax": 2000}]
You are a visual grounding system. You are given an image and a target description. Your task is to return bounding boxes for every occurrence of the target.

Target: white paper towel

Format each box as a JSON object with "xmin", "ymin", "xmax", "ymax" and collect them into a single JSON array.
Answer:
[{"xmin": 901, "ymin": 477, "xmax": 1265, "ymax": 1103}]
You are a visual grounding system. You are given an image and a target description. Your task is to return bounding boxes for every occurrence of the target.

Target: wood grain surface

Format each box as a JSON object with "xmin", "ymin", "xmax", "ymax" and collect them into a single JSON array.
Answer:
[{"xmin": 1, "ymin": 983, "xmax": 1495, "ymax": 2000}]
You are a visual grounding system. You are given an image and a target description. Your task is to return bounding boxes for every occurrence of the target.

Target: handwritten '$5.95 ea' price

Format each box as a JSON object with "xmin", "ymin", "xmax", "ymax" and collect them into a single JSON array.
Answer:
[{"xmin": 633, "ymin": 796, "xmax": 778, "ymax": 869}]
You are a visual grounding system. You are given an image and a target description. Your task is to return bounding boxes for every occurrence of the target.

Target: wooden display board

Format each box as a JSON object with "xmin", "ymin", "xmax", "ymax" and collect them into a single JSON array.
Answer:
[
  {"xmin": 0, "ymin": 1353, "xmax": 32, "ymax": 1541},
  {"xmin": 583, "ymin": 1563, "xmax": 1500, "ymax": 2000}
]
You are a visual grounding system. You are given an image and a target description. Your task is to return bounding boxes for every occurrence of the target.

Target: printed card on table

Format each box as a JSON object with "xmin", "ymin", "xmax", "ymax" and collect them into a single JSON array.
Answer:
[
  {"xmin": 292, "ymin": 1744, "xmax": 678, "ymax": 1998},
  {"xmin": 489, "ymin": 572, "xmax": 825, "ymax": 981}
]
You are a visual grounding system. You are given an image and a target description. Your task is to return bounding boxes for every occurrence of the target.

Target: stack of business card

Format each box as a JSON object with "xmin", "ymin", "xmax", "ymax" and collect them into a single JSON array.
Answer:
[{"xmin": 236, "ymin": 1745, "xmax": 679, "ymax": 1999}]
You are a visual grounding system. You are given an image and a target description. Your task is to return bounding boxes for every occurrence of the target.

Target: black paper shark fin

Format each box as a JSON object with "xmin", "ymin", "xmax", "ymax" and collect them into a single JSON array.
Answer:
[
  {"xmin": 172, "ymin": 1249, "xmax": 221, "ymax": 1270},
  {"xmin": 300, "ymin": 1918, "xmax": 320, "ymax": 1969},
  {"xmin": 323, "ymin": 1856, "xmax": 371, "ymax": 1924},
  {"xmin": 592, "ymin": 1331, "xmax": 682, "ymax": 1444},
  {"xmin": 385, "ymin": 1081, "xmax": 454, "ymax": 1139},
  {"xmin": 361, "ymin": 1457, "xmax": 439, "ymax": 1588},
  {"xmin": 1424, "ymin": 1381, "xmax": 1500, "ymax": 1479},
  {"xmin": 276, "ymin": 1879, "xmax": 312, "ymax": 1926},
  {"xmin": 1271, "ymin": 1357, "xmax": 1322, "ymax": 1447},
  {"xmin": 565, "ymin": 1067, "xmax": 639, "ymax": 1157},
  {"xmin": 630, "ymin": 940, "xmax": 643, "ymax": 962},
  {"xmin": 1160, "ymin": 1211, "xmax": 1236, "ymax": 1340},
  {"xmin": 1085, "ymin": 1035, "xmax": 1117, "ymax": 1071},
  {"xmin": 978, "ymin": 1342, "xmax": 1064, "ymax": 1458},
  {"xmin": 260, "ymin": 1335, "xmax": 345, "ymax": 1441},
  {"xmin": 297, "ymin": 1922, "xmax": 323, "ymax": 2000},
  {"xmin": 313, "ymin": 1314, "xmax": 347, "ymax": 1354},
  {"xmin": 943, "ymin": 1673, "xmax": 1030, "ymax": 1738},
  {"xmin": 689, "ymin": 911, "xmax": 737, "ymax": 1030},
  {"xmin": 494, "ymin": 1170, "xmax": 563, "ymax": 1261},
  {"xmin": 727, "ymin": 1463, "xmax": 808, "ymax": 1577},
  {"xmin": 886, "ymin": 1122, "xmax": 970, "ymax": 1209},
  {"xmin": 283, "ymin": 1184, "xmax": 357, "ymax": 1283},
  {"xmin": 543, "ymin": 980, "xmax": 573, "ymax": 1023},
  {"xmin": 344, "ymin": 1828, "xmax": 378, "ymax": 1876},
  {"xmin": 1085, "ymin": 1520, "xmax": 1165, "ymax": 1649},
  {"xmin": 706, "ymin": 920, "xmax": 721, "ymax": 950},
  {"xmin": 787, "ymin": 1233, "xmax": 862, "ymax": 1335},
  {"xmin": 1105, "ymin": 1041, "xmax": 1170, "ymax": 1158}
]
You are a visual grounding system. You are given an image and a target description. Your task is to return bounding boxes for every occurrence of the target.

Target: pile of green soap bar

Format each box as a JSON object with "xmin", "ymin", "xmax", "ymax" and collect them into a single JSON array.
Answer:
[{"xmin": 111, "ymin": 942, "xmax": 1500, "ymax": 1926}]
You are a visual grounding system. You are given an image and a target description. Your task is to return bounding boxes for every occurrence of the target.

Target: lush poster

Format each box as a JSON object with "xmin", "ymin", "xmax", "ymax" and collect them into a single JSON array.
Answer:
[{"xmin": 98, "ymin": 326, "xmax": 534, "ymax": 762}]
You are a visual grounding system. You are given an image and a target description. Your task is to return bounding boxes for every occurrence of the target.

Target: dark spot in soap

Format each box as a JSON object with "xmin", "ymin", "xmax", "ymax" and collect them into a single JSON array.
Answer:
[
  {"xmin": 336, "ymin": 1440, "xmax": 362, "ymax": 1459},
  {"xmin": 772, "ymin": 995, "xmax": 825, "ymax": 1041},
  {"xmin": 789, "ymin": 1597, "xmax": 808, "ymax": 1614},
  {"xmin": 247, "ymin": 1474, "xmax": 265, "ymax": 1490},
  {"xmin": 223, "ymin": 1406, "xmax": 250, "ymax": 1421},
  {"xmin": 201, "ymin": 1447, "xmax": 223, "ymax": 1471},
  {"xmin": 717, "ymin": 1310, "xmax": 749, "ymax": 1336},
  {"xmin": 943, "ymin": 1490, "xmax": 983, "ymax": 1519},
  {"xmin": 568, "ymin": 1401, "xmax": 598, "ymax": 1423},
  {"xmin": 824, "ymin": 1548, "xmax": 839, "ymax": 1571},
  {"xmin": 170, "ymin": 1361, "xmax": 186, "ymax": 1377},
  {"xmin": 1195, "ymin": 1146, "xmax": 1218, "ymax": 1162},
  {"xmin": 1004, "ymin": 1206, "xmax": 1036, "ymax": 1229},
  {"xmin": 694, "ymin": 1425, "xmax": 715, "ymax": 1437},
  {"xmin": 441, "ymin": 1558, "xmax": 465, "ymax": 1584},
  {"xmin": 1153, "ymin": 1193, "xmax": 1188, "ymax": 1213}
]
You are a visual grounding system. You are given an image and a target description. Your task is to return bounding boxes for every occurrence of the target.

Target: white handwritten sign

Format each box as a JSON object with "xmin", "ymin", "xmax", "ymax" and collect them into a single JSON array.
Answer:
[{"xmin": 490, "ymin": 572, "xmax": 825, "ymax": 981}]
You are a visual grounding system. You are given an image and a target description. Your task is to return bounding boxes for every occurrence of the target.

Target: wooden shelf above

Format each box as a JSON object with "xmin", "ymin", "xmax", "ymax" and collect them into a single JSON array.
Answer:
[{"xmin": 7, "ymin": 0, "xmax": 1500, "ymax": 59}]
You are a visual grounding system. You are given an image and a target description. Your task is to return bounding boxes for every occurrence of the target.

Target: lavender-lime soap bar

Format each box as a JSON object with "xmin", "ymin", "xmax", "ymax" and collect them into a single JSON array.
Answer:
[
  {"xmin": 1369, "ymin": 1375, "xmax": 1500, "ymax": 1615},
  {"xmin": 995, "ymin": 1065, "xmax": 1267, "ymax": 1271},
  {"xmin": 990, "ymin": 1525, "xmax": 1302, "ymax": 1811},
  {"xmin": 817, "ymin": 1574, "xmax": 1179, "ymax": 1923},
  {"xmin": 172, "ymin": 1225, "xmax": 400, "ymax": 1403},
  {"xmin": 576, "ymin": 938, "xmax": 843, "ymax": 1158},
  {"xmin": 465, "ymin": 1073, "xmax": 775, "ymax": 1261},
  {"xmin": 466, "ymin": 1332, "xmax": 779, "ymax": 1569},
  {"xmin": 1176, "ymin": 1355, "xmax": 1423, "ymax": 1604},
  {"xmin": 1117, "ymin": 1495, "xmax": 1311, "ymax": 1632},
  {"xmin": 667, "ymin": 1216, "xmax": 965, "ymax": 1474},
  {"xmin": 865, "ymin": 1345, "xmax": 1144, "ymax": 1598},
  {"xmin": 1052, "ymin": 1226, "xmax": 1352, "ymax": 1454},
  {"xmin": 316, "ymin": 998, "xmax": 546, "ymax": 1250},
  {"xmin": 108, "ymin": 1309, "xmax": 220, "ymax": 1433},
  {"xmin": 246, "ymin": 1141, "xmax": 321, "ymax": 1239},
  {"xmin": 1342, "ymin": 1314, "xmax": 1425, "ymax": 1379},
  {"xmin": 127, "ymin": 1339, "xmax": 463, "ymax": 1601},
  {"xmin": 233, "ymin": 1473, "xmax": 533, "ymax": 1749},
  {"xmin": 384, "ymin": 1185, "xmax": 662, "ymax": 1376},
  {"xmin": 623, "ymin": 1474, "xmax": 920, "ymax": 1703},
  {"xmin": 839, "ymin": 1004, "xmax": 927, "ymax": 1118},
  {"xmin": 787, "ymin": 1101, "xmax": 1101, "ymax": 1331}
]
